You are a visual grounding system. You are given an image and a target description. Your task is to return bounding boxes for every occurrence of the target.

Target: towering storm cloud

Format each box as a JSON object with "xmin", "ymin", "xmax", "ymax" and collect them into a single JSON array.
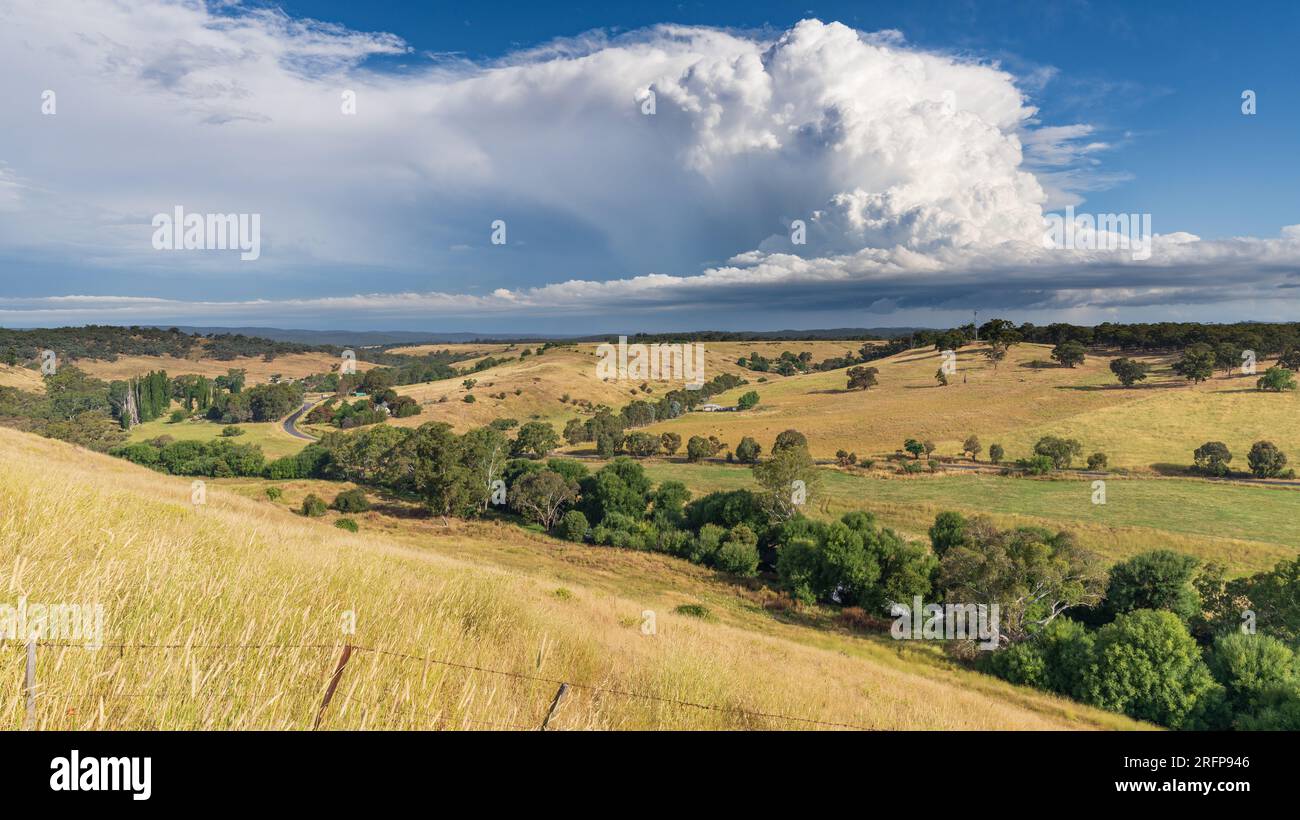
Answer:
[{"xmin": 1, "ymin": 1, "xmax": 1298, "ymax": 327}]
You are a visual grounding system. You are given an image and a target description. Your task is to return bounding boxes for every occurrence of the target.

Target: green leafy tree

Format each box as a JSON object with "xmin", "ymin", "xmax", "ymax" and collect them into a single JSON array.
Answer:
[
  {"xmin": 988, "ymin": 443, "xmax": 1005, "ymax": 464},
  {"xmin": 928, "ymin": 511, "xmax": 968, "ymax": 558},
  {"xmin": 1247, "ymin": 440, "xmax": 1288, "ymax": 478},
  {"xmin": 714, "ymin": 524, "xmax": 760, "ymax": 576},
  {"xmin": 511, "ymin": 421, "xmax": 560, "ymax": 459},
  {"xmin": 962, "ymin": 435, "xmax": 981, "ymax": 461},
  {"xmin": 1193, "ymin": 441, "xmax": 1232, "ymax": 476},
  {"xmin": 1081, "ymin": 609, "xmax": 1220, "ymax": 728},
  {"xmin": 510, "ymin": 470, "xmax": 577, "ymax": 530},
  {"xmin": 1106, "ymin": 550, "xmax": 1202, "ymax": 621},
  {"xmin": 846, "ymin": 366, "xmax": 879, "ymax": 391},
  {"xmin": 331, "ymin": 488, "xmax": 370, "ymax": 513},
  {"xmin": 659, "ymin": 432, "xmax": 681, "ymax": 456},
  {"xmin": 1206, "ymin": 633, "xmax": 1299, "ymax": 716},
  {"xmin": 903, "ymin": 438, "xmax": 924, "ymax": 459},
  {"xmin": 772, "ymin": 429, "xmax": 808, "ymax": 454},
  {"xmin": 1032, "ymin": 435, "xmax": 1083, "ymax": 469},
  {"xmin": 735, "ymin": 436, "xmax": 761, "ymax": 464},
  {"xmin": 1051, "ymin": 341, "xmax": 1086, "ymax": 368},
  {"xmin": 1086, "ymin": 452, "xmax": 1107, "ymax": 470},
  {"xmin": 301, "ymin": 494, "xmax": 327, "ymax": 517},
  {"xmin": 736, "ymin": 390, "xmax": 760, "ymax": 410},
  {"xmin": 558, "ymin": 509, "xmax": 589, "ymax": 542},
  {"xmin": 1173, "ymin": 343, "xmax": 1215, "ymax": 384},
  {"xmin": 1256, "ymin": 366, "xmax": 1297, "ymax": 392},
  {"xmin": 1109, "ymin": 357, "xmax": 1150, "ymax": 387},
  {"xmin": 752, "ymin": 439, "xmax": 818, "ymax": 522},
  {"xmin": 686, "ymin": 435, "xmax": 711, "ymax": 462}
]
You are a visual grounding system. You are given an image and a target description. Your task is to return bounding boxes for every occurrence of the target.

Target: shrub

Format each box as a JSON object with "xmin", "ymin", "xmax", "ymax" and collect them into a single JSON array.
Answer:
[
  {"xmin": 714, "ymin": 524, "xmax": 760, "ymax": 575},
  {"xmin": 1033, "ymin": 435, "xmax": 1082, "ymax": 469},
  {"xmin": 1080, "ymin": 609, "xmax": 1219, "ymax": 728},
  {"xmin": 463, "ymin": 394, "xmax": 476, "ymax": 403},
  {"xmin": 988, "ymin": 443, "xmax": 1004, "ymax": 464},
  {"xmin": 686, "ymin": 435, "xmax": 711, "ymax": 462},
  {"xmin": 334, "ymin": 518, "xmax": 358, "ymax": 532},
  {"xmin": 736, "ymin": 390, "xmax": 760, "ymax": 410},
  {"xmin": 1106, "ymin": 550, "xmax": 1202, "ymax": 622},
  {"xmin": 557, "ymin": 509, "xmax": 589, "ymax": 542},
  {"xmin": 169, "ymin": 409, "xmax": 187, "ymax": 423},
  {"xmin": 301, "ymin": 494, "xmax": 327, "ymax": 517},
  {"xmin": 1016, "ymin": 454, "xmax": 1055, "ymax": 475},
  {"xmin": 674, "ymin": 603, "xmax": 712, "ymax": 619},
  {"xmin": 1207, "ymin": 632, "xmax": 1299, "ymax": 716},
  {"xmin": 1086, "ymin": 452, "xmax": 1108, "ymax": 470},
  {"xmin": 735, "ymin": 436, "xmax": 761, "ymax": 464},
  {"xmin": 1256, "ymin": 366, "xmax": 1297, "ymax": 392},
  {"xmin": 332, "ymin": 488, "xmax": 371, "ymax": 513},
  {"xmin": 265, "ymin": 487, "xmax": 282, "ymax": 501},
  {"xmin": 1247, "ymin": 440, "xmax": 1288, "ymax": 478},
  {"xmin": 1193, "ymin": 441, "xmax": 1232, "ymax": 476},
  {"xmin": 691, "ymin": 523, "xmax": 726, "ymax": 564},
  {"xmin": 221, "ymin": 425, "xmax": 245, "ymax": 437}
]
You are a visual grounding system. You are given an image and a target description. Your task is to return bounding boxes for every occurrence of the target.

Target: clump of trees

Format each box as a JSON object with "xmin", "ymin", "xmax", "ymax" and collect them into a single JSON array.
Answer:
[{"xmin": 1109, "ymin": 357, "xmax": 1150, "ymax": 387}]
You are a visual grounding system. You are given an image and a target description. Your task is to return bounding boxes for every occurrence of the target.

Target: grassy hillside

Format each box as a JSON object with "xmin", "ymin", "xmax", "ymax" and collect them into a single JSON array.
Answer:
[
  {"xmin": 0, "ymin": 426, "xmax": 1140, "ymax": 730},
  {"xmin": 77, "ymin": 350, "xmax": 373, "ymax": 386},
  {"xmin": 124, "ymin": 415, "xmax": 307, "ymax": 460},
  {"xmin": 637, "ymin": 343, "xmax": 1298, "ymax": 469}
]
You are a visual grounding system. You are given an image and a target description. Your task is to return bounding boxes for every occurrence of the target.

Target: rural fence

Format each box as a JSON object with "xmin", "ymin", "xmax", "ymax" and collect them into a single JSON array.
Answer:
[{"xmin": 9, "ymin": 639, "xmax": 874, "ymax": 731}]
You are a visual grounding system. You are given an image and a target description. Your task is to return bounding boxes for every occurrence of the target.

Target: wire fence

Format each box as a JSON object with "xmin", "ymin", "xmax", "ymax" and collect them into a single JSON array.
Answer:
[{"xmin": 8, "ymin": 639, "xmax": 875, "ymax": 731}]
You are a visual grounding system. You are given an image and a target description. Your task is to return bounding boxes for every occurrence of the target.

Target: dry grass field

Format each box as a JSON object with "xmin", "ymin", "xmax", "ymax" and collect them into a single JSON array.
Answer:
[
  {"xmin": 76, "ymin": 350, "xmax": 374, "ymax": 385},
  {"xmin": 637, "ymin": 343, "xmax": 1299, "ymax": 469},
  {"xmin": 0, "ymin": 426, "xmax": 1141, "ymax": 730},
  {"xmin": 0, "ymin": 364, "xmax": 45, "ymax": 393}
]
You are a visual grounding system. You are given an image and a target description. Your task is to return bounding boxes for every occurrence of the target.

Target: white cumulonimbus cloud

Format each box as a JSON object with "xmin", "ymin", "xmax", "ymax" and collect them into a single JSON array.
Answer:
[{"xmin": 0, "ymin": 1, "xmax": 1298, "ymax": 327}]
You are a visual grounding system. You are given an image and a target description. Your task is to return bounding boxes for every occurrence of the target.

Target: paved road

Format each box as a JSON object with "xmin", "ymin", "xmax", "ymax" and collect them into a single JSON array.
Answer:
[{"xmin": 282, "ymin": 401, "xmax": 319, "ymax": 441}]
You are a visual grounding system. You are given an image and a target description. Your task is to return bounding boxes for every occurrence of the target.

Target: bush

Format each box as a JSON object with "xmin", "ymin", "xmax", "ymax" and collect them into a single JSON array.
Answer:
[
  {"xmin": 463, "ymin": 394, "xmax": 476, "ymax": 403},
  {"xmin": 714, "ymin": 524, "xmax": 760, "ymax": 575},
  {"xmin": 557, "ymin": 509, "xmax": 589, "ymax": 542},
  {"xmin": 1247, "ymin": 440, "xmax": 1288, "ymax": 478},
  {"xmin": 221, "ymin": 425, "xmax": 245, "ymax": 437},
  {"xmin": 1193, "ymin": 441, "xmax": 1232, "ymax": 476},
  {"xmin": 1033, "ymin": 435, "xmax": 1082, "ymax": 469},
  {"xmin": 674, "ymin": 603, "xmax": 712, "ymax": 619},
  {"xmin": 988, "ymin": 443, "xmax": 1004, "ymax": 464},
  {"xmin": 736, "ymin": 390, "xmax": 760, "ymax": 410},
  {"xmin": 301, "ymin": 494, "xmax": 327, "ymax": 517},
  {"xmin": 169, "ymin": 409, "xmax": 187, "ymax": 423},
  {"xmin": 1207, "ymin": 632, "xmax": 1299, "ymax": 717},
  {"xmin": 1016, "ymin": 454, "xmax": 1055, "ymax": 475},
  {"xmin": 1080, "ymin": 609, "xmax": 1219, "ymax": 728},
  {"xmin": 691, "ymin": 523, "xmax": 726, "ymax": 564},
  {"xmin": 1106, "ymin": 550, "xmax": 1201, "ymax": 621},
  {"xmin": 1086, "ymin": 452, "xmax": 1107, "ymax": 470},
  {"xmin": 686, "ymin": 435, "xmax": 711, "ymax": 462},
  {"xmin": 332, "ymin": 488, "xmax": 371, "ymax": 513},
  {"xmin": 735, "ymin": 436, "xmax": 761, "ymax": 464},
  {"xmin": 265, "ymin": 486, "xmax": 282, "ymax": 501},
  {"xmin": 334, "ymin": 518, "xmax": 359, "ymax": 532}
]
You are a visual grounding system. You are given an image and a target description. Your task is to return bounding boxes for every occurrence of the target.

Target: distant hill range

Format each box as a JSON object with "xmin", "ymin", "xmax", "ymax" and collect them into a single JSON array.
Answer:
[{"xmin": 160, "ymin": 326, "xmax": 931, "ymax": 347}]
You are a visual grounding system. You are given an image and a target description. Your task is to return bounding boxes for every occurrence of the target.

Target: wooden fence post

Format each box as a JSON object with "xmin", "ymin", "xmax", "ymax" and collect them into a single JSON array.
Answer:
[
  {"xmin": 314, "ymin": 644, "xmax": 353, "ymax": 730},
  {"xmin": 540, "ymin": 683, "xmax": 568, "ymax": 731},
  {"xmin": 23, "ymin": 639, "xmax": 36, "ymax": 731}
]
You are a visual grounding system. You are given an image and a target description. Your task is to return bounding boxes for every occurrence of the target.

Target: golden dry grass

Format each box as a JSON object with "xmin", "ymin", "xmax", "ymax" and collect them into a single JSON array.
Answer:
[
  {"xmin": 0, "ymin": 426, "xmax": 1142, "ymax": 730},
  {"xmin": 76, "ymin": 351, "xmax": 376, "ymax": 386},
  {"xmin": 0, "ymin": 364, "xmax": 45, "ymax": 393}
]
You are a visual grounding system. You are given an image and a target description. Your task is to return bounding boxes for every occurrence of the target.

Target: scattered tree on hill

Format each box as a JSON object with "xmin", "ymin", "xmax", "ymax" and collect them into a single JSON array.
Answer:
[
  {"xmin": 903, "ymin": 438, "xmax": 924, "ymax": 459},
  {"xmin": 660, "ymin": 432, "xmax": 681, "ymax": 456},
  {"xmin": 301, "ymin": 494, "xmax": 327, "ymax": 517},
  {"xmin": 686, "ymin": 435, "xmax": 711, "ymax": 463},
  {"xmin": 736, "ymin": 390, "xmax": 760, "ymax": 410},
  {"xmin": 772, "ymin": 429, "xmax": 808, "ymax": 454},
  {"xmin": 1086, "ymin": 452, "xmax": 1107, "ymax": 470},
  {"xmin": 1247, "ymin": 440, "xmax": 1289, "ymax": 478},
  {"xmin": 752, "ymin": 436, "xmax": 818, "ymax": 522},
  {"xmin": 988, "ymin": 443, "xmax": 1004, "ymax": 464},
  {"xmin": 1050, "ymin": 341, "xmax": 1086, "ymax": 368},
  {"xmin": 846, "ymin": 366, "xmax": 879, "ymax": 391},
  {"xmin": 1256, "ymin": 366, "xmax": 1297, "ymax": 392},
  {"xmin": 735, "ymin": 436, "xmax": 762, "ymax": 464},
  {"xmin": 1173, "ymin": 343, "xmax": 1216, "ymax": 384},
  {"xmin": 962, "ymin": 435, "xmax": 981, "ymax": 461},
  {"xmin": 510, "ymin": 470, "xmax": 577, "ymax": 530},
  {"xmin": 934, "ymin": 367, "xmax": 949, "ymax": 386},
  {"xmin": 835, "ymin": 449, "xmax": 857, "ymax": 467},
  {"xmin": 511, "ymin": 421, "xmax": 560, "ymax": 459},
  {"xmin": 1193, "ymin": 441, "xmax": 1232, "ymax": 476},
  {"xmin": 1033, "ymin": 435, "xmax": 1083, "ymax": 469},
  {"xmin": 1109, "ymin": 357, "xmax": 1150, "ymax": 387}
]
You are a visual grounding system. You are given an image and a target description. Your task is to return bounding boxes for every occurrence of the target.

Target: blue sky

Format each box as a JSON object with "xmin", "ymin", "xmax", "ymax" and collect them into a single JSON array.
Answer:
[{"xmin": 1, "ymin": 0, "xmax": 1298, "ymax": 332}]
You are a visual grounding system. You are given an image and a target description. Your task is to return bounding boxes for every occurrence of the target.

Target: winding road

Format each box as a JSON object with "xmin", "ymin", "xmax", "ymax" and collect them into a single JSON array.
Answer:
[{"xmin": 282, "ymin": 400, "xmax": 319, "ymax": 441}]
